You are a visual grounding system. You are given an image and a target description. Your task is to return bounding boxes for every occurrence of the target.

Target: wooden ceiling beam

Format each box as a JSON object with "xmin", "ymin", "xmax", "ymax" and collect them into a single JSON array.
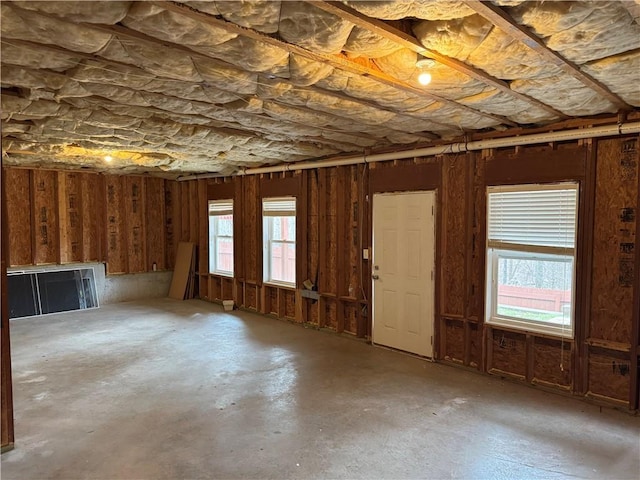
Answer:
[
  {"xmin": 152, "ymin": 1, "xmax": 518, "ymax": 127},
  {"xmin": 306, "ymin": 0, "xmax": 568, "ymax": 119},
  {"xmin": 464, "ymin": 0, "xmax": 631, "ymax": 110}
]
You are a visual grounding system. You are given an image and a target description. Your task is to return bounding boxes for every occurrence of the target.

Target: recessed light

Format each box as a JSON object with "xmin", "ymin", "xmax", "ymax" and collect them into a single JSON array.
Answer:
[{"xmin": 104, "ymin": 155, "xmax": 113, "ymax": 162}]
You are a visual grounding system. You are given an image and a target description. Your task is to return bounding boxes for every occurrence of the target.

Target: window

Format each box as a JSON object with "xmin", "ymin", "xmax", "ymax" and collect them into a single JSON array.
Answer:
[
  {"xmin": 263, "ymin": 197, "xmax": 296, "ymax": 286},
  {"xmin": 208, "ymin": 200, "xmax": 234, "ymax": 276},
  {"xmin": 486, "ymin": 183, "xmax": 578, "ymax": 337}
]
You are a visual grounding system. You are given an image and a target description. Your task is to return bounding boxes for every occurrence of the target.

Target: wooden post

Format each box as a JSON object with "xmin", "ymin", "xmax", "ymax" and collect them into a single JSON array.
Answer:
[{"xmin": 1, "ymin": 164, "xmax": 15, "ymax": 451}]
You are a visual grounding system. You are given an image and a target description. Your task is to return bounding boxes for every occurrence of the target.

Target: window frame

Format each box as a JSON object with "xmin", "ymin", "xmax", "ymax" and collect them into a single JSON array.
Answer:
[
  {"xmin": 262, "ymin": 197, "xmax": 296, "ymax": 288},
  {"xmin": 485, "ymin": 182, "xmax": 579, "ymax": 338},
  {"xmin": 208, "ymin": 199, "xmax": 234, "ymax": 277}
]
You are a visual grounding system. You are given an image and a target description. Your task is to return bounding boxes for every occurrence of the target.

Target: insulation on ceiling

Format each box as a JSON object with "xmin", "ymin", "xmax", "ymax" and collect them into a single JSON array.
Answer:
[{"xmin": 1, "ymin": 0, "xmax": 638, "ymax": 175}]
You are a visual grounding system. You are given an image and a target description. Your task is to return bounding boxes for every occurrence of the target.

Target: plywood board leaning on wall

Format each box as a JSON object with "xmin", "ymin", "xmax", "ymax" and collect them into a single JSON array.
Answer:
[{"xmin": 168, "ymin": 241, "xmax": 196, "ymax": 300}]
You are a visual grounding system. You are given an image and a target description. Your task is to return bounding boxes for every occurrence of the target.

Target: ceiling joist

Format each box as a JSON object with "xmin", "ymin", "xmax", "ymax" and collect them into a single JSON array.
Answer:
[
  {"xmin": 463, "ymin": 0, "xmax": 631, "ymax": 111},
  {"xmin": 305, "ymin": 0, "xmax": 568, "ymax": 120},
  {"xmin": 152, "ymin": 1, "xmax": 518, "ymax": 128}
]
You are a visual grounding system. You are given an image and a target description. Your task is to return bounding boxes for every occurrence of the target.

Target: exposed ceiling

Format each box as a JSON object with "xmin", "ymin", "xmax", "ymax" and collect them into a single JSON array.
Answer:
[{"xmin": 2, "ymin": 1, "xmax": 639, "ymax": 176}]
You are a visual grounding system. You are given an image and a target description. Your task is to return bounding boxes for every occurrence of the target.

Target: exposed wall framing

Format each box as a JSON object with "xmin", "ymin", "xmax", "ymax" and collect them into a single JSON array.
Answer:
[
  {"xmin": 3, "ymin": 168, "xmax": 190, "ymax": 277},
  {"xmin": 3, "ymin": 132, "xmax": 639, "ymax": 410},
  {"xmin": 195, "ymin": 133, "xmax": 640, "ymax": 410}
]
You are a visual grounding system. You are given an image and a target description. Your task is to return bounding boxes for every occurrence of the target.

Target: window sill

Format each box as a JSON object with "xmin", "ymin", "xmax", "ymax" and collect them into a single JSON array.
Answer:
[
  {"xmin": 210, "ymin": 272, "xmax": 234, "ymax": 278},
  {"xmin": 264, "ymin": 281, "xmax": 296, "ymax": 290},
  {"xmin": 487, "ymin": 316, "xmax": 574, "ymax": 339}
]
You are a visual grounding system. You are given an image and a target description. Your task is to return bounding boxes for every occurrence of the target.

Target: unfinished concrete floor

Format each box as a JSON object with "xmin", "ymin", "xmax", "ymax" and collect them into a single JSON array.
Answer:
[{"xmin": 2, "ymin": 299, "xmax": 639, "ymax": 480}]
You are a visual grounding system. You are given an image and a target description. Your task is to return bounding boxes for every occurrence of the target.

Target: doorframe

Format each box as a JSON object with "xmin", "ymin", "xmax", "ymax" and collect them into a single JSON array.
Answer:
[{"xmin": 367, "ymin": 161, "xmax": 442, "ymax": 358}]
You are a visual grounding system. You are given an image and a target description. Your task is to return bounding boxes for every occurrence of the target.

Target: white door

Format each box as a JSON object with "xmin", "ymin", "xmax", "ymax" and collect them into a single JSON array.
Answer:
[{"xmin": 372, "ymin": 191, "xmax": 435, "ymax": 358}]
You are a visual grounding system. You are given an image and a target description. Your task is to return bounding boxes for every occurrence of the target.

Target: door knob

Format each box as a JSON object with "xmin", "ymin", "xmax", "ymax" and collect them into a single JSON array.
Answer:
[{"xmin": 372, "ymin": 274, "xmax": 379, "ymax": 280}]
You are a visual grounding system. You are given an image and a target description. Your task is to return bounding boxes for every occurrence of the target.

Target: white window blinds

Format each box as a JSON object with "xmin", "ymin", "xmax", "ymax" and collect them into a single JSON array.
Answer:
[
  {"xmin": 488, "ymin": 184, "xmax": 578, "ymax": 249},
  {"xmin": 209, "ymin": 200, "xmax": 233, "ymax": 216},
  {"xmin": 262, "ymin": 197, "xmax": 296, "ymax": 216}
]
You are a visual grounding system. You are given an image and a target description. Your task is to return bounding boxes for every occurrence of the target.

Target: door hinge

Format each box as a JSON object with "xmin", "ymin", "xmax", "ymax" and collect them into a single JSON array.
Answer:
[
  {"xmin": 431, "ymin": 270, "xmax": 434, "ymax": 281},
  {"xmin": 431, "ymin": 205, "xmax": 434, "ymax": 215},
  {"xmin": 431, "ymin": 336, "xmax": 433, "ymax": 345}
]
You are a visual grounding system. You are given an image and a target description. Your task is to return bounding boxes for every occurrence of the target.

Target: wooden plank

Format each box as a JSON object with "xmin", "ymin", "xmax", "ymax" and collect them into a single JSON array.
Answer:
[
  {"xmin": 533, "ymin": 337, "xmax": 572, "ymax": 388},
  {"xmin": 485, "ymin": 146, "xmax": 587, "ymax": 185},
  {"xmin": 1, "ymin": 165, "xmax": 15, "ymax": 450},
  {"xmin": 243, "ymin": 176, "xmax": 258, "ymax": 283},
  {"xmin": 441, "ymin": 155, "xmax": 467, "ymax": 317},
  {"xmin": 575, "ymin": 139, "xmax": 597, "ymax": 395},
  {"xmin": 590, "ymin": 138, "xmax": 637, "ymax": 343},
  {"xmin": 488, "ymin": 329, "xmax": 527, "ymax": 379},
  {"xmin": 57, "ymin": 172, "xmax": 83, "ymax": 263},
  {"xmin": 180, "ymin": 181, "xmax": 190, "ymax": 243},
  {"xmin": 317, "ymin": 169, "xmax": 328, "ymax": 293},
  {"xmin": 369, "ymin": 162, "xmax": 440, "ymax": 193},
  {"xmin": 4, "ymin": 168, "xmax": 32, "ymax": 266},
  {"xmin": 207, "ymin": 181, "xmax": 235, "ymax": 200},
  {"xmin": 105, "ymin": 175, "xmax": 127, "ymax": 274},
  {"xmin": 326, "ymin": 170, "xmax": 338, "ymax": 296},
  {"xmin": 145, "ymin": 177, "xmax": 166, "ymax": 271},
  {"xmin": 475, "ymin": 152, "xmax": 490, "ymax": 371},
  {"xmin": 297, "ymin": 172, "xmax": 309, "ymax": 322},
  {"xmin": 80, "ymin": 173, "xmax": 102, "ymax": 262},
  {"xmin": 633, "ymin": 152, "xmax": 640, "ymax": 408},
  {"xmin": 443, "ymin": 318, "xmax": 465, "ymax": 364},
  {"xmin": 168, "ymin": 241, "xmax": 195, "ymax": 299},
  {"xmin": 197, "ymin": 179, "xmax": 208, "ymax": 277},
  {"xmin": 124, "ymin": 176, "xmax": 146, "ymax": 273},
  {"xmin": 31, "ymin": 170, "xmax": 59, "ymax": 265},
  {"xmin": 336, "ymin": 167, "xmax": 347, "ymax": 333},
  {"xmin": 234, "ymin": 179, "xmax": 244, "ymax": 281},
  {"xmin": 164, "ymin": 180, "xmax": 180, "ymax": 270},
  {"xmin": 465, "ymin": 153, "xmax": 477, "ymax": 320},
  {"xmin": 187, "ymin": 180, "xmax": 198, "ymax": 245},
  {"xmin": 587, "ymin": 348, "xmax": 631, "ymax": 403}
]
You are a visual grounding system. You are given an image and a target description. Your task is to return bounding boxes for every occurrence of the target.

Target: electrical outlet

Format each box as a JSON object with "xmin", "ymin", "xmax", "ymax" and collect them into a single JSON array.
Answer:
[{"xmin": 363, "ymin": 248, "xmax": 369, "ymax": 260}]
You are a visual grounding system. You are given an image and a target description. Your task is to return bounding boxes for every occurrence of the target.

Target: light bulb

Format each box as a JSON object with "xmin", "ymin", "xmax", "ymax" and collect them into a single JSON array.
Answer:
[
  {"xmin": 104, "ymin": 155, "xmax": 113, "ymax": 162},
  {"xmin": 418, "ymin": 72, "xmax": 432, "ymax": 86}
]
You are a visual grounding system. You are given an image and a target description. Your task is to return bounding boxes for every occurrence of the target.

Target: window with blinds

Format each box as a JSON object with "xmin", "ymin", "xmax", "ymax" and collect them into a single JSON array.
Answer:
[
  {"xmin": 208, "ymin": 199, "xmax": 234, "ymax": 276},
  {"xmin": 488, "ymin": 184, "xmax": 577, "ymax": 251},
  {"xmin": 486, "ymin": 183, "xmax": 578, "ymax": 338},
  {"xmin": 262, "ymin": 197, "xmax": 296, "ymax": 216},
  {"xmin": 263, "ymin": 197, "xmax": 296, "ymax": 286}
]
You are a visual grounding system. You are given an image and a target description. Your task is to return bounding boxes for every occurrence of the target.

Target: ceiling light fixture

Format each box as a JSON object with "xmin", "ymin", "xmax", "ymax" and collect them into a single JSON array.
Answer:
[
  {"xmin": 104, "ymin": 155, "xmax": 113, "ymax": 162},
  {"xmin": 416, "ymin": 57, "xmax": 435, "ymax": 86}
]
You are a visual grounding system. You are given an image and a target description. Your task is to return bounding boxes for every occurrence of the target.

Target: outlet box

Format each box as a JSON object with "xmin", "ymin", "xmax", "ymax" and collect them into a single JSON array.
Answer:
[{"xmin": 363, "ymin": 248, "xmax": 369, "ymax": 260}]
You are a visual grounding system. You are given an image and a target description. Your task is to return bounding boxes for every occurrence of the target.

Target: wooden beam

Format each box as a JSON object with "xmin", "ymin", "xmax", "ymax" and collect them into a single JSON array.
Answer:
[
  {"xmin": 464, "ymin": 0, "xmax": 631, "ymax": 110},
  {"xmin": 152, "ymin": 1, "xmax": 517, "ymax": 127},
  {"xmin": 307, "ymin": 0, "xmax": 568, "ymax": 120},
  {"xmin": 1, "ymin": 162, "xmax": 15, "ymax": 452}
]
